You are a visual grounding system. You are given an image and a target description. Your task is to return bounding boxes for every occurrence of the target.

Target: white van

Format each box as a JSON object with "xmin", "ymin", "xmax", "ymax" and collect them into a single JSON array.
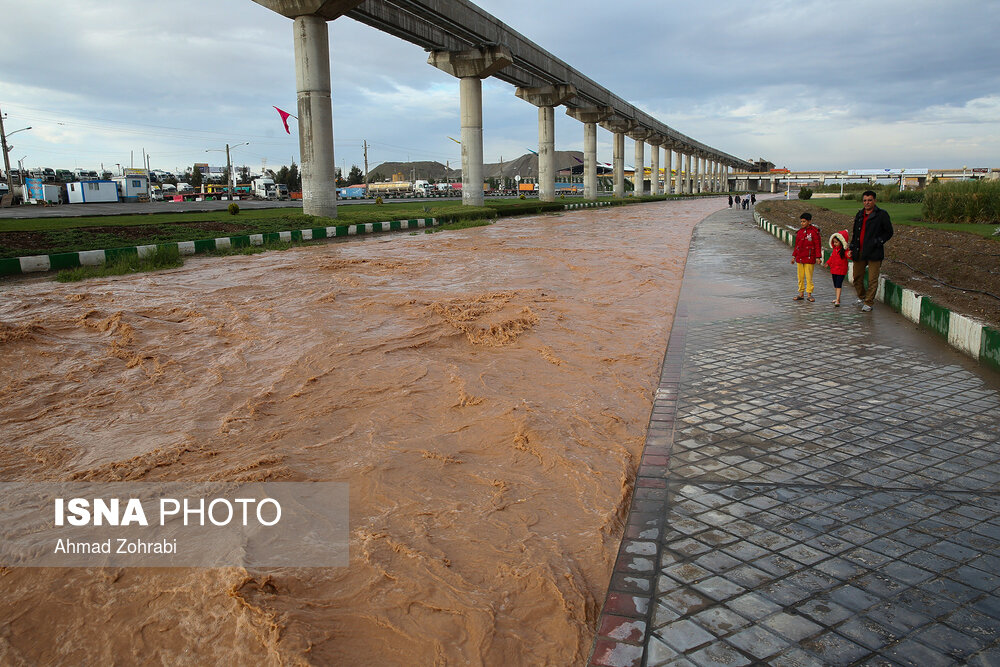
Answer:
[{"xmin": 176, "ymin": 182, "xmax": 193, "ymax": 193}]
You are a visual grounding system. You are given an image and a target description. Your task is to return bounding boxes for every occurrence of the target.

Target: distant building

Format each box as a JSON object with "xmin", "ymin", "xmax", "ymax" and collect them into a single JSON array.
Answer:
[
  {"xmin": 112, "ymin": 170, "xmax": 149, "ymax": 201},
  {"xmin": 66, "ymin": 180, "xmax": 119, "ymax": 204}
]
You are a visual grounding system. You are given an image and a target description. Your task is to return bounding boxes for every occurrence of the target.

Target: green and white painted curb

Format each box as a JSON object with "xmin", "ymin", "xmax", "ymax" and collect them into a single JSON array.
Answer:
[
  {"xmin": 0, "ymin": 217, "xmax": 439, "ymax": 277},
  {"xmin": 754, "ymin": 211, "xmax": 1000, "ymax": 372},
  {"xmin": 564, "ymin": 201, "xmax": 614, "ymax": 210}
]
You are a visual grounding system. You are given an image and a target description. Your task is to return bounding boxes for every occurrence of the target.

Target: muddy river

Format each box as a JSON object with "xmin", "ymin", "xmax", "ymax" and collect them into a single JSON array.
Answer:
[{"xmin": 0, "ymin": 198, "xmax": 725, "ymax": 665}]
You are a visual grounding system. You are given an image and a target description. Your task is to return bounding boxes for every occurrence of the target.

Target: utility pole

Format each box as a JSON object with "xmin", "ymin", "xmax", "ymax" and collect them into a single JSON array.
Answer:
[
  {"xmin": 226, "ymin": 143, "xmax": 233, "ymax": 200},
  {"xmin": 499, "ymin": 155, "xmax": 504, "ymax": 191},
  {"xmin": 363, "ymin": 140, "xmax": 370, "ymax": 192},
  {"xmin": 0, "ymin": 106, "xmax": 12, "ymax": 194}
]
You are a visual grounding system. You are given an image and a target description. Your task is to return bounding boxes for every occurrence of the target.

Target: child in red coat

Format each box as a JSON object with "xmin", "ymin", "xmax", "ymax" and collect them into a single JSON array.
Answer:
[
  {"xmin": 823, "ymin": 229, "xmax": 851, "ymax": 306},
  {"xmin": 791, "ymin": 212, "xmax": 822, "ymax": 302}
]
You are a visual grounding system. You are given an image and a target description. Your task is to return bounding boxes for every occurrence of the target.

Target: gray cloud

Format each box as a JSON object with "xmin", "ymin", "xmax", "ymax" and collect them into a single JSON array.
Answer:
[{"xmin": 1, "ymin": 0, "xmax": 997, "ymax": 174}]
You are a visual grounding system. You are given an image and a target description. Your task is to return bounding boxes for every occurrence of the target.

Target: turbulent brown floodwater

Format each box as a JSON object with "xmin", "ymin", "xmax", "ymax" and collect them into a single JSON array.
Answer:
[{"xmin": 0, "ymin": 198, "xmax": 724, "ymax": 665}]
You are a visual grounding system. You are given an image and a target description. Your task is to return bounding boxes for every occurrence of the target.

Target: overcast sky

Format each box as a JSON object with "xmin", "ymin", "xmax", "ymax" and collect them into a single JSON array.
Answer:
[{"xmin": 2, "ymin": 0, "xmax": 998, "ymax": 175}]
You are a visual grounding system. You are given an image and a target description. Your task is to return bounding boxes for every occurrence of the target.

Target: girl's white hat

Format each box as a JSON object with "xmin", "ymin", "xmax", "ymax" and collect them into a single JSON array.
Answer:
[{"xmin": 829, "ymin": 229, "xmax": 849, "ymax": 248}]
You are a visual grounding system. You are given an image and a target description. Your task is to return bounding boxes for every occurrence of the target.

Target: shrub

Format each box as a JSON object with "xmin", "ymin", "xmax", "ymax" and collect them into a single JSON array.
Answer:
[
  {"xmin": 798, "ymin": 188, "xmax": 813, "ymax": 200},
  {"xmin": 375, "ymin": 196, "xmax": 384, "ymax": 205},
  {"xmin": 923, "ymin": 180, "xmax": 1000, "ymax": 224},
  {"xmin": 228, "ymin": 203, "xmax": 240, "ymax": 215}
]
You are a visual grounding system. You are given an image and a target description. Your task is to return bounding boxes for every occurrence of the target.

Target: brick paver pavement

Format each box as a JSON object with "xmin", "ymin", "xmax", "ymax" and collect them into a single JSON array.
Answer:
[{"xmin": 590, "ymin": 205, "xmax": 1000, "ymax": 667}]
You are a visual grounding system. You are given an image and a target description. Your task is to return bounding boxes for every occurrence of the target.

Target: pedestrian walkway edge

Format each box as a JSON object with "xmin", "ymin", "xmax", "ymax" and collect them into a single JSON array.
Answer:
[
  {"xmin": 754, "ymin": 210, "xmax": 1000, "ymax": 373},
  {"xmin": 0, "ymin": 217, "xmax": 440, "ymax": 277},
  {"xmin": 587, "ymin": 252, "xmax": 693, "ymax": 667}
]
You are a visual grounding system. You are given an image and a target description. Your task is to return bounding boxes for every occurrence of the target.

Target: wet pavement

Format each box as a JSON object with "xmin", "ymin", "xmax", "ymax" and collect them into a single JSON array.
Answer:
[{"xmin": 591, "ymin": 205, "xmax": 1000, "ymax": 666}]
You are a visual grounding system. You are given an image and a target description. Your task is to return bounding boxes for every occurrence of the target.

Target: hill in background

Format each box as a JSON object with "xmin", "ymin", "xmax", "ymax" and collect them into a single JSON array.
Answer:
[{"xmin": 371, "ymin": 151, "xmax": 584, "ymax": 181}]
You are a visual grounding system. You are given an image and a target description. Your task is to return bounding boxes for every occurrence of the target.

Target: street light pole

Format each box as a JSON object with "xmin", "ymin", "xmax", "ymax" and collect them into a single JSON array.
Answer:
[
  {"xmin": 0, "ymin": 107, "xmax": 31, "ymax": 195},
  {"xmin": 0, "ymin": 107, "xmax": 11, "ymax": 194}
]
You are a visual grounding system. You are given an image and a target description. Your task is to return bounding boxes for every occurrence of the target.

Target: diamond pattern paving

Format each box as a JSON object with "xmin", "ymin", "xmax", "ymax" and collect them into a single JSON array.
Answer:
[{"xmin": 589, "ymin": 206, "xmax": 1000, "ymax": 666}]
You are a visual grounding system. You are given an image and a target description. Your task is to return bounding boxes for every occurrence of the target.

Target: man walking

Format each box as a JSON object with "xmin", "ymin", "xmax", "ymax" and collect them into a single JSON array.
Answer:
[{"xmin": 849, "ymin": 190, "xmax": 893, "ymax": 312}]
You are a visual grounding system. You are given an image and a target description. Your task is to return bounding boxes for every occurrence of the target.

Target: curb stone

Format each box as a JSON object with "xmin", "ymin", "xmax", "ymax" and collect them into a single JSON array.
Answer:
[
  {"xmin": 754, "ymin": 210, "xmax": 1000, "ymax": 372},
  {"xmin": 0, "ymin": 217, "xmax": 439, "ymax": 277}
]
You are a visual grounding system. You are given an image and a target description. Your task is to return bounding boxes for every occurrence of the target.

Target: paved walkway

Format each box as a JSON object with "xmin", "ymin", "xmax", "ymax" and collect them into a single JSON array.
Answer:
[{"xmin": 590, "ymin": 205, "xmax": 1000, "ymax": 666}]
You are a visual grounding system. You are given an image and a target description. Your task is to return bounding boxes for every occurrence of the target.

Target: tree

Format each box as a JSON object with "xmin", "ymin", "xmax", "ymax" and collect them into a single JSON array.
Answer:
[
  {"xmin": 238, "ymin": 166, "xmax": 250, "ymax": 183},
  {"xmin": 275, "ymin": 165, "xmax": 290, "ymax": 187},
  {"xmin": 190, "ymin": 165, "xmax": 203, "ymax": 187},
  {"xmin": 370, "ymin": 171, "xmax": 385, "ymax": 183},
  {"xmin": 347, "ymin": 165, "xmax": 364, "ymax": 186},
  {"xmin": 287, "ymin": 162, "xmax": 300, "ymax": 191}
]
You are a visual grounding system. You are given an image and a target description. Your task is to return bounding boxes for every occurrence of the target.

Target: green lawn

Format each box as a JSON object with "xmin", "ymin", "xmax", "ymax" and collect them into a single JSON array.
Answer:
[
  {"xmin": 0, "ymin": 203, "xmax": 462, "ymax": 233},
  {"xmin": 809, "ymin": 199, "xmax": 1000, "ymax": 239}
]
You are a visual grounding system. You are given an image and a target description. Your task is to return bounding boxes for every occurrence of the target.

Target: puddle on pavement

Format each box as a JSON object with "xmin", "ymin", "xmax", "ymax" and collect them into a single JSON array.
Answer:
[{"xmin": 0, "ymin": 198, "xmax": 725, "ymax": 665}]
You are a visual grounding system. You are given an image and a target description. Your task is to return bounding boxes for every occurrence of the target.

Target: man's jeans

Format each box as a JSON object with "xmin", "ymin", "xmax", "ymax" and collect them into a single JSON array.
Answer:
[{"xmin": 852, "ymin": 259, "xmax": 881, "ymax": 306}]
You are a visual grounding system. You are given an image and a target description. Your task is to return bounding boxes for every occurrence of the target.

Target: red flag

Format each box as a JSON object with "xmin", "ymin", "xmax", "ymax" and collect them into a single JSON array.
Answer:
[{"xmin": 273, "ymin": 106, "xmax": 295, "ymax": 134}]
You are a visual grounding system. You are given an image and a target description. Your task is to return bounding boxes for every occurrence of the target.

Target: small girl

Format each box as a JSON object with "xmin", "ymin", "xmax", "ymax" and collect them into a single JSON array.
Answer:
[{"xmin": 824, "ymin": 229, "xmax": 851, "ymax": 307}]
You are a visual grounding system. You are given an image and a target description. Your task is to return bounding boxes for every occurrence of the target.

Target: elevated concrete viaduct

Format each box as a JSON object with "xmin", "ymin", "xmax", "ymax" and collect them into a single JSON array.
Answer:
[{"xmin": 254, "ymin": 0, "xmax": 759, "ymax": 216}]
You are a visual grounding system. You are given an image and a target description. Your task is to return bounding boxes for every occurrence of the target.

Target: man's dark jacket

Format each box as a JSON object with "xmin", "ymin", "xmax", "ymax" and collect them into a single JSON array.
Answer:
[{"xmin": 850, "ymin": 206, "xmax": 893, "ymax": 261}]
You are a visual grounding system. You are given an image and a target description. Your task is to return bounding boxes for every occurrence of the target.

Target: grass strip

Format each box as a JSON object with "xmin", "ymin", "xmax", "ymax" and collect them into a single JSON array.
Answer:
[{"xmin": 55, "ymin": 245, "xmax": 183, "ymax": 282}]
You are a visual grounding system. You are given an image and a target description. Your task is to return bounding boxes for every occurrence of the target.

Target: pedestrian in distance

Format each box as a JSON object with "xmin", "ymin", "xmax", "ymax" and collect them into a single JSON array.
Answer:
[
  {"xmin": 734, "ymin": 194, "xmax": 741, "ymax": 208},
  {"xmin": 728, "ymin": 194, "xmax": 733, "ymax": 208},
  {"xmin": 750, "ymin": 193, "xmax": 756, "ymax": 205},
  {"xmin": 823, "ymin": 229, "xmax": 851, "ymax": 307},
  {"xmin": 849, "ymin": 190, "xmax": 893, "ymax": 312},
  {"xmin": 743, "ymin": 196, "xmax": 749, "ymax": 210},
  {"xmin": 791, "ymin": 212, "xmax": 822, "ymax": 302}
]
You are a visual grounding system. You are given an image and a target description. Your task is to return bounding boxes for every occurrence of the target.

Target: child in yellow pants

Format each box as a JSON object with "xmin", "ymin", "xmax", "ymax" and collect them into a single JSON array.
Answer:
[{"xmin": 791, "ymin": 212, "xmax": 821, "ymax": 302}]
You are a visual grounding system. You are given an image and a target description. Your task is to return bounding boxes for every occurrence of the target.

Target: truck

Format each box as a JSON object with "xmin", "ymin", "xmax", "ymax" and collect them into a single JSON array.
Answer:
[
  {"xmin": 275, "ymin": 183, "xmax": 289, "ymax": 200},
  {"xmin": 337, "ymin": 185, "xmax": 366, "ymax": 199},
  {"xmin": 176, "ymin": 182, "xmax": 194, "ymax": 193},
  {"xmin": 252, "ymin": 177, "xmax": 276, "ymax": 199}
]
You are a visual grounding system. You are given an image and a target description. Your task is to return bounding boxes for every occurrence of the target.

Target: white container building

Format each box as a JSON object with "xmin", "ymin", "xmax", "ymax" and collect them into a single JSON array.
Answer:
[
  {"xmin": 66, "ymin": 180, "xmax": 119, "ymax": 204},
  {"xmin": 112, "ymin": 173, "xmax": 149, "ymax": 201}
]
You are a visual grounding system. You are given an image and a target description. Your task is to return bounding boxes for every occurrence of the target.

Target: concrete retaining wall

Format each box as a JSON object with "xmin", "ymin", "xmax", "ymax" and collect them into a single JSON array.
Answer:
[{"xmin": 755, "ymin": 210, "xmax": 1000, "ymax": 373}]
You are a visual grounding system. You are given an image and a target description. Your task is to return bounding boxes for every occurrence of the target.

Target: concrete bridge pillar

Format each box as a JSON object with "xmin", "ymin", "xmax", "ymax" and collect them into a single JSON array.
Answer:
[
  {"xmin": 292, "ymin": 15, "xmax": 338, "ymax": 217},
  {"xmin": 682, "ymin": 153, "xmax": 690, "ymax": 194},
  {"xmin": 712, "ymin": 160, "xmax": 719, "ymax": 192},
  {"xmin": 649, "ymin": 140, "xmax": 661, "ymax": 195},
  {"xmin": 252, "ymin": 1, "xmax": 370, "ymax": 218},
  {"xmin": 694, "ymin": 155, "xmax": 702, "ymax": 193},
  {"xmin": 614, "ymin": 132, "xmax": 626, "ymax": 197},
  {"xmin": 633, "ymin": 137, "xmax": 645, "ymax": 196},
  {"xmin": 675, "ymin": 150, "xmax": 683, "ymax": 194},
  {"xmin": 601, "ymin": 118, "xmax": 634, "ymax": 198},
  {"xmin": 516, "ymin": 84, "xmax": 576, "ymax": 202},
  {"xmin": 566, "ymin": 106, "xmax": 612, "ymax": 199},
  {"xmin": 429, "ymin": 46, "xmax": 512, "ymax": 207},
  {"xmin": 771, "ymin": 176, "xmax": 777, "ymax": 193},
  {"xmin": 663, "ymin": 146, "xmax": 672, "ymax": 194}
]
